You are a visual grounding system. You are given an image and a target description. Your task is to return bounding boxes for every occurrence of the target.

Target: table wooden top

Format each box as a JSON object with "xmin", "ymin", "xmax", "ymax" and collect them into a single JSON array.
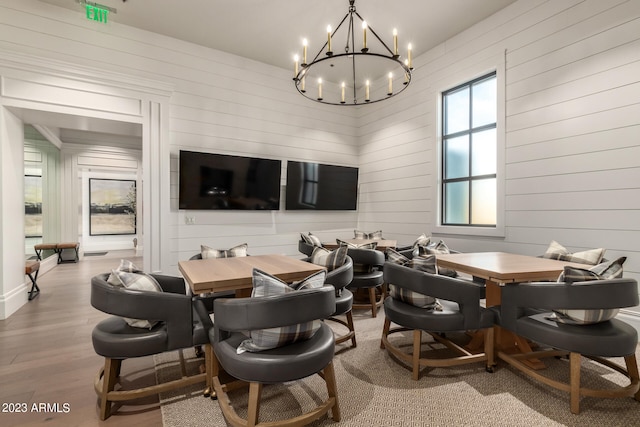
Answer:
[
  {"xmin": 178, "ymin": 254, "xmax": 325, "ymax": 294},
  {"xmin": 324, "ymin": 239, "xmax": 397, "ymax": 250},
  {"xmin": 436, "ymin": 251, "xmax": 589, "ymax": 284}
]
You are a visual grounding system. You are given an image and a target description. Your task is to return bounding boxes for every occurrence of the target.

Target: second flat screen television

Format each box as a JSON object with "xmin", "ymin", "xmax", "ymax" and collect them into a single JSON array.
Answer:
[
  {"xmin": 179, "ymin": 151, "xmax": 281, "ymax": 210},
  {"xmin": 286, "ymin": 161, "xmax": 358, "ymax": 210}
]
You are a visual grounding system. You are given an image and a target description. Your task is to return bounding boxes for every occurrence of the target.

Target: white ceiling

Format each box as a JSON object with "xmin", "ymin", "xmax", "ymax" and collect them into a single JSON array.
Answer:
[{"xmin": 38, "ymin": 0, "xmax": 516, "ymax": 72}]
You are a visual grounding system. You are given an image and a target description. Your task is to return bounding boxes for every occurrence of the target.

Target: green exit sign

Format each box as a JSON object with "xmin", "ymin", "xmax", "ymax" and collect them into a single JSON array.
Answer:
[{"xmin": 86, "ymin": 4, "xmax": 109, "ymax": 23}]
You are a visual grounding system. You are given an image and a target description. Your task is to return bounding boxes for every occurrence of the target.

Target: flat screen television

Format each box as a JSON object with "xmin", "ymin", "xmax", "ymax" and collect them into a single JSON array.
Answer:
[
  {"xmin": 179, "ymin": 151, "xmax": 281, "ymax": 210},
  {"xmin": 285, "ymin": 161, "xmax": 358, "ymax": 210}
]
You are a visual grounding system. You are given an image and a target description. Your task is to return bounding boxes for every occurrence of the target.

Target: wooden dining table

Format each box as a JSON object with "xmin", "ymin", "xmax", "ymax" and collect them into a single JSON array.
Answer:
[
  {"xmin": 178, "ymin": 254, "xmax": 325, "ymax": 297},
  {"xmin": 436, "ymin": 251, "xmax": 588, "ymax": 369}
]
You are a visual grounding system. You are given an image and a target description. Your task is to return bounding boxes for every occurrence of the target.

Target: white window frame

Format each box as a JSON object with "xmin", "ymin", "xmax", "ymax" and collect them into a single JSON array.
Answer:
[{"xmin": 433, "ymin": 57, "xmax": 505, "ymax": 238}]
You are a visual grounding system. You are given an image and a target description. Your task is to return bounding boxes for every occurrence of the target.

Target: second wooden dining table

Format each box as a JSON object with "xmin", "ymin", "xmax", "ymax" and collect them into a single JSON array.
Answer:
[{"xmin": 435, "ymin": 251, "xmax": 588, "ymax": 369}]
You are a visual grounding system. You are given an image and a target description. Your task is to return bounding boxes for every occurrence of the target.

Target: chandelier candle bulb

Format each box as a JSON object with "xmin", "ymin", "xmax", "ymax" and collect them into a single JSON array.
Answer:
[
  {"xmin": 341, "ymin": 82, "xmax": 346, "ymax": 103},
  {"xmin": 327, "ymin": 25, "xmax": 332, "ymax": 54},
  {"xmin": 365, "ymin": 80, "xmax": 370, "ymax": 102},
  {"xmin": 362, "ymin": 21, "xmax": 368, "ymax": 51},
  {"xmin": 293, "ymin": 55, "xmax": 299, "ymax": 79},
  {"xmin": 388, "ymin": 72, "xmax": 393, "ymax": 95},
  {"xmin": 317, "ymin": 78, "xmax": 323, "ymax": 100},
  {"xmin": 301, "ymin": 76, "xmax": 306, "ymax": 92},
  {"xmin": 408, "ymin": 43, "xmax": 413, "ymax": 69},
  {"xmin": 302, "ymin": 38, "xmax": 308, "ymax": 66},
  {"xmin": 393, "ymin": 28, "xmax": 398, "ymax": 56}
]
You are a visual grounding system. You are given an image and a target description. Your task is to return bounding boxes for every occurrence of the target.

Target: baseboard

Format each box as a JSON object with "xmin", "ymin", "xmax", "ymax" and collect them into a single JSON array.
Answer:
[
  {"xmin": 0, "ymin": 283, "xmax": 29, "ymax": 319},
  {"xmin": 82, "ymin": 242, "xmax": 137, "ymax": 253},
  {"xmin": 0, "ymin": 256, "xmax": 57, "ymax": 319}
]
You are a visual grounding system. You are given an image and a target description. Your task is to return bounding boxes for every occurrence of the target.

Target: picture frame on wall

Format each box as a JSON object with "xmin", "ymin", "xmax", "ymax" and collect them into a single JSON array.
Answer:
[{"xmin": 89, "ymin": 178, "xmax": 136, "ymax": 236}]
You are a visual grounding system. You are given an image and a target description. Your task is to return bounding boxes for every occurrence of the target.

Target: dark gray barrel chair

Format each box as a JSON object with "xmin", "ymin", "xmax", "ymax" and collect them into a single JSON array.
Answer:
[
  {"xmin": 346, "ymin": 247, "xmax": 386, "ymax": 317},
  {"xmin": 493, "ymin": 278, "xmax": 640, "ymax": 414},
  {"xmin": 298, "ymin": 239, "xmax": 316, "ymax": 257},
  {"xmin": 299, "ymin": 241, "xmax": 357, "ymax": 347},
  {"xmin": 91, "ymin": 273, "xmax": 212, "ymax": 420},
  {"xmin": 381, "ymin": 262, "xmax": 495, "ymax": 380},
  {"xmin": 301, "ymin": 254, "xmax": 356, "ymax": 348},
  {"xmin": 199, "ymin": 285, "xmax": 341, "ymax": 426}
]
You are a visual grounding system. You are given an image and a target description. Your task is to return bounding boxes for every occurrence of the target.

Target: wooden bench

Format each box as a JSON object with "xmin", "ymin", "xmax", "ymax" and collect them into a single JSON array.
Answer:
[
  {"xmin": 34, "ymin": 242, "xmax": 80, "ymax": 264},
  {"xmin": 25, "ymin": 260, "xmax": 40, "ymax": 300}
]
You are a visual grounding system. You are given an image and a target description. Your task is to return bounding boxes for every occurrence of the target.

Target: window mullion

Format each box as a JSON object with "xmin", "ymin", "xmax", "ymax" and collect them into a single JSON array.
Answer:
[{"xmin": 467, "ymin": 85, "xmax": 473, "ymax": 225}]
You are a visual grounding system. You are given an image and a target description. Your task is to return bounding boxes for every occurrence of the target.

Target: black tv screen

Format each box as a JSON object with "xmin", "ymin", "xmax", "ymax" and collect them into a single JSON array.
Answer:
[
  {"xmin": 286, "ymin": 161, "xmax": 358, "ymax": 210},
  {"xmin": 179, "ymin": 151, "xmax": 281, "ymax": 210}
]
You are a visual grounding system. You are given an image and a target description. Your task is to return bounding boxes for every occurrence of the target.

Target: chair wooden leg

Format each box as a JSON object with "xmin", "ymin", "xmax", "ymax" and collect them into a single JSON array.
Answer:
[
  {"xmin": 484, "ymin": 327, "xmax": 495, "ymax": 372},
  {"xmin": 204, "ymin": 344, "xmax": 215, "ymax": 397},
  {"xmin": 114, "ymin": 359, "xmax": 122, "ymax": 378},
  {"xmin": 99, "ymin": 358, "xmax": 119, "ymax": 420},
  {"xmin": 346, "ymin": 310, "xmax": 357, "ymax": 348},
  {"xmin": 368, "ymin": 288, "xmax": 377, "ymax": 317},
  {"xmin": 624, "ymin": 354, "xmax": 640, "ymax": 401},
  {"xmin": 412, "ymin": 329, "xmax": 422, "ymax": 381},
  {"xmin": 323, "ymin": 361, "xmax": 341, "ymax": 421},
  {"xmin": 570, "ymin": 352, "xmax": 581, "ymax": 414},
  {"xmin": 381, "ymin": 317, "xmax": 391, "ymax": 349},
  {"xmin": 247, "ymin": 382, "xmax": 263, "ymax": 427}
]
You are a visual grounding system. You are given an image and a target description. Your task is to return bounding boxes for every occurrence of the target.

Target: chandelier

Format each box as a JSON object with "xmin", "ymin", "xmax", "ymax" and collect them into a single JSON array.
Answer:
[{"xmin": 293, "ymin": 0, "xmax": 413, "ymax": 105}]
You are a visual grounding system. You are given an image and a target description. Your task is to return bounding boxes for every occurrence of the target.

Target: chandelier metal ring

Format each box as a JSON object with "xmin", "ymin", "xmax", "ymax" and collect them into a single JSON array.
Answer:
[{"xmin": 292, "ymin": 0, "xmax": 413, "ymax": 106}]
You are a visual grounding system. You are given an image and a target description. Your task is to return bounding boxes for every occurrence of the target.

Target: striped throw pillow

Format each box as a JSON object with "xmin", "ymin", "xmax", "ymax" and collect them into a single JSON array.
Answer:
[
  {"xmin": 309, "ymin": 246, "xmax": 348, "ymax": 271},
  {"xmin": 201, "ymin": 243, "xmax": 248, "ymax": 259},
  {"xmin": 552, "ymin": 257, "xmax": 626, "ymax": 325},
  {"xmin": 111, "ymin": 270, "xmax": 163, "ymax": 329},
  {"xmin": 386, "ymin": 249, "xmax": 440, "ymax": 310},
  {"xmin": 300, "ymin": 232, "xmax": 322, "ymax": 247},
  {"xmin": 354, "ymin": 229, "xmax": 383, "ymax": 240},
  {"xmin": 542, "ymin": 240, "xmax": 605, "ymax": 265},
  {"xmin": 236, "ymin": 269, "xmax": 327, "ymax": 353},
  {"xmin": 412, "ymin": 233, "xmax": 431, "ymax": 249},
  {"xmin": 337, "ymin": 239, "xmax": 378, "ymax": 250},
  {"xmin": 415, "ymin": 240, "xmax": 458, "ymax": 277}
]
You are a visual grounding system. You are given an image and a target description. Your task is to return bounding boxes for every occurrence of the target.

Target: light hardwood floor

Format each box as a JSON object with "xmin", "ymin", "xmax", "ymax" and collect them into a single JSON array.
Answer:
[{"xmin": 0, "ymin": 251, "xmax": 165, "ymax": 427}]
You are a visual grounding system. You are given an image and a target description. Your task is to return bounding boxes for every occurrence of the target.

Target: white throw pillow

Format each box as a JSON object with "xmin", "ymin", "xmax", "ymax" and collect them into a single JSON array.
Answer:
[{"xmin": 111, "ymin": 270, "xmax": 163, "ymax": 329}]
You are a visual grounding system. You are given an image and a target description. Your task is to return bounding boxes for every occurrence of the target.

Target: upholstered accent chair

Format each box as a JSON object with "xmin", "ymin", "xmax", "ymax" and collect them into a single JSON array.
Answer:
[
  {"xmin": 91, "ymin": 273, "xmax": 211, "ymax": 420},
  {"xmin": 346, "ymin": 247, "xmax": 386, "ymax": 318},
  {"xmin": 381, "ymin": 262, "xmax": 495, "ymax": 380},
  {"xmin": 493, "ymin": 278, "xmax": 640, "ymax": 414},
  {"xmin": 200, "ymin": 285, "xmax": 340, "ymax": 427}
]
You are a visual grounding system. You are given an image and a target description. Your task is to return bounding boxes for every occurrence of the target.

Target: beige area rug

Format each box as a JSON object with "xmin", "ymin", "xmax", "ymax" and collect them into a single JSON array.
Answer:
[{"xmin": 156, "ymin": 312, "xmax": 640, "ymax": 427}]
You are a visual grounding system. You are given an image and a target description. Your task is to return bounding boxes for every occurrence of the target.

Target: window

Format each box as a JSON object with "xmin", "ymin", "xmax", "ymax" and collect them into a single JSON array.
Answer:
[{"xmin": 441, "ymin": 72, "xmax": 497, "ymax": 227}]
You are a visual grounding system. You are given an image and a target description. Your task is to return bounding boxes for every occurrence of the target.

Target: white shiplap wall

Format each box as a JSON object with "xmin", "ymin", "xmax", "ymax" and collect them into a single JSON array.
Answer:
[
  {"xmin": 358, "ymin": 0, "xmax": 640, "ymax": 316},
  {"xmin": 0, "ymin": 0, "xmax": 360, "ymax": 274}
]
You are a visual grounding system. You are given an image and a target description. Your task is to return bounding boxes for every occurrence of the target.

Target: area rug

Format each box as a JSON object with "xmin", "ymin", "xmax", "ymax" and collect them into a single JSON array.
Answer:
[{"xmin": 156, "ymin": 313, "xmax": 640, "ymax": 427}]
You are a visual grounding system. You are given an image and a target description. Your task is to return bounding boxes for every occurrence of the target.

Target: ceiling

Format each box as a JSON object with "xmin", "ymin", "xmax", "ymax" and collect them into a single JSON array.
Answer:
[{"xmin": 38, "ymin": 0, "xmax": 516, "ymax": 72}]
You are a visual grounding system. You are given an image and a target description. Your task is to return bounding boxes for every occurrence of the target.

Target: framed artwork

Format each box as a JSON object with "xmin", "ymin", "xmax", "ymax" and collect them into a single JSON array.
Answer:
[
  {"xmin": 89, "ymin": 178, "xmax": 136, "ymax": 236},
  {"xmin": 25, "ymin": 175, "xmax": 43, "ymax": 238}
]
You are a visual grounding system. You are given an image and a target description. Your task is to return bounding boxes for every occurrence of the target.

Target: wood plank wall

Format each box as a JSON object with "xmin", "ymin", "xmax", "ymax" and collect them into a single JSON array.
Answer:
[{"xmin": 357, "ymin": 0, "xmax": 640, "ymax": 315}]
